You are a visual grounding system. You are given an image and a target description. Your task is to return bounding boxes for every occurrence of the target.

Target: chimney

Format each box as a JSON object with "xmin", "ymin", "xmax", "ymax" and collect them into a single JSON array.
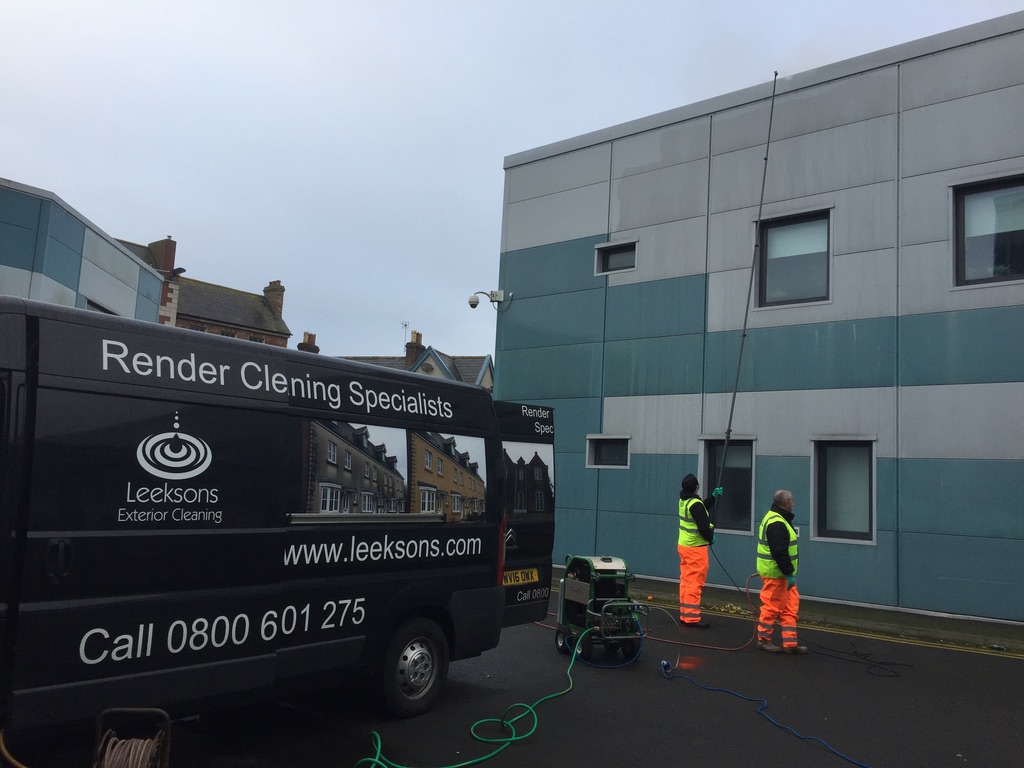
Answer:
[
  {"xmin": 148, "ymin": 237, "xmax": 177, "ymax": 273},
  {"xmin": 264, "ymin": 280, "xmax": 285, "ymax": 318},
  {"xmin": 298, "ymin": 331, "xmax": 320, "ymax": 354},
  {"xmin": 405, "ymin": 330, "xmax": 424, "ymax": 368}
]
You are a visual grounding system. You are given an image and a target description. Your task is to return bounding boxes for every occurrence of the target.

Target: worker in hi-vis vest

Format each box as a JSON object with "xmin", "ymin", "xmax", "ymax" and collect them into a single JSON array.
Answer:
[
  {"xmin": 756, "ymin": 489, "xmax": 808, "ymax": 654},
  {"xmin": 677, "ymin": 473, "xmax": 720, "ymax": 628}
]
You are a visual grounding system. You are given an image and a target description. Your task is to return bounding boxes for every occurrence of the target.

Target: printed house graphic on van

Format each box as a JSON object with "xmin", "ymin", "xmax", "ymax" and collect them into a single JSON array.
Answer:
[{"xmin": 136, "ymin": 413, "xmax": 212, "ymax": 480}]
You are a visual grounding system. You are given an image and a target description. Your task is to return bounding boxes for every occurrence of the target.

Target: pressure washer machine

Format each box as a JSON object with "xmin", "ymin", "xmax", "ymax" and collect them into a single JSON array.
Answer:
[{"xmin": 554, "ymin": 555, "xmax": 648, "ymax": 661}]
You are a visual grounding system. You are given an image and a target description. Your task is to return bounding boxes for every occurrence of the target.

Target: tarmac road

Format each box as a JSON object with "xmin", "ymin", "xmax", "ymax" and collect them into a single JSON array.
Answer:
[{"xmin": 5, "ymin": 596, "xmax": 1023, "ymax": 768}]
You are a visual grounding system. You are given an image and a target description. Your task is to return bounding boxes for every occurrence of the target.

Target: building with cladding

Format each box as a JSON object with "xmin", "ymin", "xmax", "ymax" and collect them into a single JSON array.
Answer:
[
  {"xmin": 0, "ymin": 179, "xmax": 163, "ymax": 319},
  {"xmin": 492, "ymin": 12, "xmax": 1024, "ymax": 623}
]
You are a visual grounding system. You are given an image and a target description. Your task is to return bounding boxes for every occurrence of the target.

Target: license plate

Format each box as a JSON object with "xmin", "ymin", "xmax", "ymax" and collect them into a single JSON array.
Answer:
[{"xmin": 502, "ymin": 568, "xmax": 539, "ymax": 586}]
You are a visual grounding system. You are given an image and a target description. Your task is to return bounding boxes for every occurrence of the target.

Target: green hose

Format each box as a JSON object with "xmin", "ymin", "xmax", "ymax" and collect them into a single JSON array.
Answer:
[{"xmin": 355, "ymin": 628, "xmax": 592, "ymax": 768}]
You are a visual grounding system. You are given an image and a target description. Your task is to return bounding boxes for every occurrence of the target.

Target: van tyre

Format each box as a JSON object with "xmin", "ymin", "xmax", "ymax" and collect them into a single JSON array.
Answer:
[{"xmin": 380, "ymin": 617, "xmax": 449, "ymax": 718}]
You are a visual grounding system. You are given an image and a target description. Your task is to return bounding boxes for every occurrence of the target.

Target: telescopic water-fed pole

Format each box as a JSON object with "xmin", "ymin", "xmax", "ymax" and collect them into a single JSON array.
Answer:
[{"xmin": 713, "ymin": 72, "xmax": 779, "ymax": 501}]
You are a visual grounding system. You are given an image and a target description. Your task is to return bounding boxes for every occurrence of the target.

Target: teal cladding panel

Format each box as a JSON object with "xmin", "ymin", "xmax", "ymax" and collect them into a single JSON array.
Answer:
[
  {"xmin": 552, "ymin": 505, "xmax": 597, "ymax": 565},
  {"xmin": 0, "ymin": 187, "xmax": 41, "ymax": 228},
  {"xmin": 496, "ymin": 344, "xmax": 603, "ymax": 400},
  {"xmin": 605, "ymin": 275, "xmax": 706, "ymax": 340},
  {"xmin": 42, "ymin": 237, "xmax": 82, "ymax": 290},
  {"xmin": 705, "ymin": 318, "xmax": 897, "ymax": 392},
  {"xmin": 876, "ymin": 458, "xmax": 897, "ymax": 534},
  {"xmin": 899, "ymin": 532, "xmax": 1024, "ymax": 621},
  {"xmin": 595, "ymin": 510, "xmax": 678, "ymax": 581},
  {"xmin": 597, "ymin": 453, "xmax": 692, "ymax": 516},
  {"xmin": 899, "ymin": 458, "xmax": 1024, "ymax": 538},
  {"xmin": 37, "ymin": 202, "xmax": 83, "ymax": 290},
  {"xmin": 900, "ymin": 307, "xmax": 1024, "ymax": 385},
  {"xmin": 134, "ymin": 294, "xmax": 159, "ymax": 322},
  {"xmin": 47, "ymin": 203, "xmax": 85, "ymax": 251},
  {"xmin": 548, "ymin": 398, "xmax": 602, "ymax": 455},
  {"xmin": 0, "ymin": 222, "xmax": 36, "ymax": 270},
  {"xmin": 137, "ymin": 269, "xmax": 163, "ymax": 307},
  {"xmin": 800, "ymin": 531, "xmax": 898, "ymax": 604},
  {"xmin": 498, "ymin": 290, "xmax": 606, "ymax": 351},
  {"xmin": 553, "ymin": 452, "xmax": 598, "ymax": 512},
  {"xmin": 499, "ymin": 236, "xmax": 607, "ymax": 298},
  {"xmin": 704, "ymin": 532, "xmax": 756, "ymax": 588},
  {"xmin": 604, "ymin": 335, "xmax": 705, "ymax": 396}
]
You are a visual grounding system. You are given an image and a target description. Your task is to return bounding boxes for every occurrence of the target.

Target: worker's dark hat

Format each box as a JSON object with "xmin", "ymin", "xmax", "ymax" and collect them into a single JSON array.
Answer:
[{"xmin": 681, "ymin": 473, "xmax": 699, "ymax": 494}]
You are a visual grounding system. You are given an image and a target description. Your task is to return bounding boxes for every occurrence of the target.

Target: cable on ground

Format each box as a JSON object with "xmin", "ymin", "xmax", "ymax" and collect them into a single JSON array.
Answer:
[{"xmin": 658, "ymin": 659, "xmax": 874, "ymax": 768}]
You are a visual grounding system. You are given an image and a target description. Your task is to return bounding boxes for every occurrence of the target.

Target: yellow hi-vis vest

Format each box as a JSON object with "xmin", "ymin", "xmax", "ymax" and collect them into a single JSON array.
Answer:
[
  {"xmin": 757, "ymin": 510, "xmax": 798, "ymax": 579},
  {"xmin": 678, "ymin": 497, "xmax": 712, "ymax": 547}
]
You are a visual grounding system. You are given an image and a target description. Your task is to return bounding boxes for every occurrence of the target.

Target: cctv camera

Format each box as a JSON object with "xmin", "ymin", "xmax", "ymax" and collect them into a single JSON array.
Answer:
[{"xmin": 468, "ymin": 294, "xmax": 480, "ymax": 309}]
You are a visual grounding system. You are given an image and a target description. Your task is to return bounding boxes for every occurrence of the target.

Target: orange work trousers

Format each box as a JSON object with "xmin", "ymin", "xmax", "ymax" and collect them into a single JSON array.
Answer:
[
  {"xmin": 758, "ymin": 576, "xmax": 801, "ymax": 649},
  {"xmin": 678, "ymin": 544, "xmax": 709, "ymax": 624}
]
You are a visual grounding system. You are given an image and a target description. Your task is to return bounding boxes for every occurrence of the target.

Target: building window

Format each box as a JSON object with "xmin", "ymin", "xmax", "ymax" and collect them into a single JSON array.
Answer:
[
  {"xmin": 535, "ymin": 490, "xmax": 545, "ymax": 511},
  {"xmin": 759, "ymin": 212, "xmax": 830, "ymax": 306},
  {"xmin": 320, "ymin": 486, "xmax": 341, "ymax": 513},
  {"xmin": 956, "ymin": 177, "xmax": 1024, "ymax": 285},
  {"xmin": 437, "ymin": 458, "xmax": 444, "ymax": 477},
  {"xmin": 327, "ymin": 441, "xmax": 337, "ymax": 465},
  {"xmin": 704, "ymin": 440, "xmax": 753, "ymax": 532},
  {"xmin": 814, "ymin": 441, "xmax": 873, "ymax": 541},
  {"xmin": 595, "ymin": 240, "xmax": 637, "ymax": 275},
  {"xmin": 420, "ymin": 487, "xmax": 436, "ymax": 513},
  {"xmin": 220, "ymin": 330, "xmax": 237, "ymax": 338},
  {"xmin": 361, "ymin": 492, "xmax": 375, "ymax": 513},
  {"xmin": 586, "ymin": 436, "xmax": 630, "ymax": 469},
  {"xmin": 344, "ymin": 450, "xmax": 352, "ymax": 470},
  {"xmin": 424, "ymin": 450, "xmax": 432, "ymax": 470},
  {"xmin": 364, "ymin": 462, "xmax": 370, "ymax": 478}
]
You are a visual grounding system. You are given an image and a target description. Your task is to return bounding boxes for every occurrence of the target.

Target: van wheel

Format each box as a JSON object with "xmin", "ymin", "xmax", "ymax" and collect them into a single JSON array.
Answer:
[{"xmin": 380, "ymin": 618, "xmax": 449, "ymax": 718}]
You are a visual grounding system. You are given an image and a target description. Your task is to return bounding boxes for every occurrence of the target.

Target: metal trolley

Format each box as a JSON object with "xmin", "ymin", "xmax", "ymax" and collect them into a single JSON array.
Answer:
[{"xmin": 554, "ymin": 555, "xmax": 648, "ymax": 660}]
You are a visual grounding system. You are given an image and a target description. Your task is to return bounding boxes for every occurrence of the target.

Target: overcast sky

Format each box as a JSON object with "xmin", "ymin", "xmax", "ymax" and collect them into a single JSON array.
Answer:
[{"xmin": 2, "ymin": 2, "xmax": 1020, "ymax": 358}]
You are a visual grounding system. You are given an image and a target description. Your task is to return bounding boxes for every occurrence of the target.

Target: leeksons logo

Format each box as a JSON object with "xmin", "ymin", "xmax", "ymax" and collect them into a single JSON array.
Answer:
[
  {"xmin": 136, "ymin": 412, "xmax": 212, "ymax": 479},
  {"xmin": 120, "ymin": 413, "xmax": 222, "ymax": 525}
]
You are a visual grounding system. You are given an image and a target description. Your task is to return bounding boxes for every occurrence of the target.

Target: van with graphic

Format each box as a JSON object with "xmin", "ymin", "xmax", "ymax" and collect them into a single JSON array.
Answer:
[{"xmin": 0, "ymin": 297, "xmax": 554, "ymax": 735}]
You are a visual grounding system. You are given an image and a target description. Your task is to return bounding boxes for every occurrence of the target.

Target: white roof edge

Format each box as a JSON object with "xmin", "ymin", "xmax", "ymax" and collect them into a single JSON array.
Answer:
[{"xmin": 503, "ymin": 10, "xmax": 1024, "ymax": 169}]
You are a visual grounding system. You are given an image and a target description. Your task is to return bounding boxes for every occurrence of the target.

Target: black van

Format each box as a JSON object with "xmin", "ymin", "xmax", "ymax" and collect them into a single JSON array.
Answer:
[{"xmin": 0, "ymin": 297, "xmax": 554, "ymax": 735}]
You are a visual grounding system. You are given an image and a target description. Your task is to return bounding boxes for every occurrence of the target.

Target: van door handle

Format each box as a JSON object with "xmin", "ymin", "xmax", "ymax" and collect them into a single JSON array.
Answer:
[{"xmin": 45, "ymin": 538, "xmax": 74, "ymax": 583}]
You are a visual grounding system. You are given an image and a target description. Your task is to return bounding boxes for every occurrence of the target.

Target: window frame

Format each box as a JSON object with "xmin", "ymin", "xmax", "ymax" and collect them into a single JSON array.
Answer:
[
  {"xmin": 812, "ymin": 439, "xmax": 876, "ymax": 543},
  {"xmin": 594, "ymin": 239, "xmax": 638, "ymax": 276},
  {"xmin": 954, "ymin": 175, "xmax": 1024, "ymax": 286},
  {"xmin": 420, "ymin": 487, "xmax": 436, "ymax": 513},
  {"xmin": 758, "ymin": 210, "xmax": 831, "ymax": 307},
  {"xmin": 320, "ymin": 485, "xmax": 341, "ymax": 513},
  {"xmin": 327, "ymin": 440, "xmax": 337, "ymax": 465},
  {"xmin": 701, "ymin": 437, "xmax": 755, "ymax": 533},
  {"xmin": 585, "ymin": 435, "xmax": 631, "ymax": 469}
]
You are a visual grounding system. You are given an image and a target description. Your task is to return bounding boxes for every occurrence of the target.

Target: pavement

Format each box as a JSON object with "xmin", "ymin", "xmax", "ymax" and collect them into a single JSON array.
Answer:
[{"xmin": 554, "ymin": 567, "xmax": 1024, "ymax": 657}]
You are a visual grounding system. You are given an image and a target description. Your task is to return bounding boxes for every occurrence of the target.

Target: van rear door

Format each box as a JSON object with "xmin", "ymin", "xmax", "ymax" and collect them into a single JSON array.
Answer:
[{"xmin": 494, "ymin": 401, "xmax": 555, "ymax": 627}]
